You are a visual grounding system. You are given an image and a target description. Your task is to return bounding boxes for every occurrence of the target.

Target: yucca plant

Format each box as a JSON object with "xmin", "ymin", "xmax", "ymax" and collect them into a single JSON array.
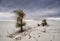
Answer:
[
  {"xmin": 41, "ymin": 19, "xmax": 47, "ymax": 26},
  {"xmin": 14, "ymin": 10, "xmax": 26, "ymax": 32}
]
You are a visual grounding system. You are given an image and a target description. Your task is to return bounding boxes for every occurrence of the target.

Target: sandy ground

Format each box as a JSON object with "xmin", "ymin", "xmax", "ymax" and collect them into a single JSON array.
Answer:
[{"xmin": 0, "ymin": 20, "xmax": 60, "ymax": 41}]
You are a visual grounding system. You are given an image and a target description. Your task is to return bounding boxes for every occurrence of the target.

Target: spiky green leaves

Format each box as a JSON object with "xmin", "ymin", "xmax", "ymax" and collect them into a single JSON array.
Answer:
[
  {"xmin": 14, "ymin": 10, "xmax": 25, "ymax": 19},
  {"xmin": 16, "ymin": 22, "xmax": 26, "ymax": 28}
]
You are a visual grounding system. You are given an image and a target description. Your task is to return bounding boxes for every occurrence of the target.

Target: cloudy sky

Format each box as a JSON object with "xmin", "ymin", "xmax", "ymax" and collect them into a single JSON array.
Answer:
[{"xmin": 0, "ymin": 0, "xmax": 60, "ymax": 20}]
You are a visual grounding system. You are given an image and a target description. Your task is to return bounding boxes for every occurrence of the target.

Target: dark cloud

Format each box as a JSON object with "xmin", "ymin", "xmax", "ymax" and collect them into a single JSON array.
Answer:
[
  {"xmin": 0, "ymin": 0, "xmax": 60, "ymax": 20},
  {"xmin": 0, "ymin": 0, "xmax": 60, "ymax": 9},
  {"xmin": 0, "ymin": 0, "xmax": 2, "ymax": 3}
]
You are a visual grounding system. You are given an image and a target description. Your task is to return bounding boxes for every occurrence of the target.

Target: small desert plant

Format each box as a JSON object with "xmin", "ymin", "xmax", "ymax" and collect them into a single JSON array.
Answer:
[{"xmin": 41, "ymin": 19, "xmax": 48, "ymax": 26}]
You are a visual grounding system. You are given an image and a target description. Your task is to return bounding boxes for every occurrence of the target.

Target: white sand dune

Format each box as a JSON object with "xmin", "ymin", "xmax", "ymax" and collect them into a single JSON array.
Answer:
[{"xmin": 0, "ymin": 20, "xmax": 60, "ymax": 41}]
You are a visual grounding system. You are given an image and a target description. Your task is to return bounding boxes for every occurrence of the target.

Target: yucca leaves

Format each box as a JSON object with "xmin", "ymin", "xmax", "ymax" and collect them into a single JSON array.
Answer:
[
  {"xmin": 14, "ymin": 10, "xmax": 25, "ymax": 19},
  {"xmin": 16, "ymin": 22, "xmax": 26, "ymax": 28}
]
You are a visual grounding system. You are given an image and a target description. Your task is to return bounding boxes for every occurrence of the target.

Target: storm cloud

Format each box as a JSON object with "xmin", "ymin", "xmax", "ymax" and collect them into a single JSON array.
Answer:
[{"xmin": 0, "ymin": 0, "xmax": 60, "ymax": 20}]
